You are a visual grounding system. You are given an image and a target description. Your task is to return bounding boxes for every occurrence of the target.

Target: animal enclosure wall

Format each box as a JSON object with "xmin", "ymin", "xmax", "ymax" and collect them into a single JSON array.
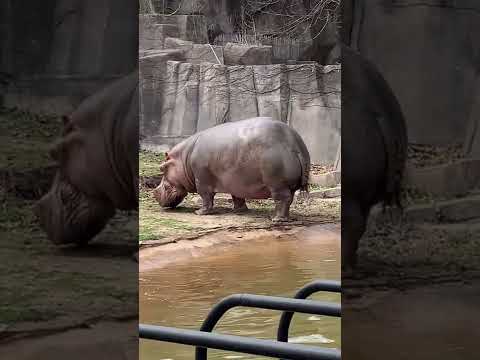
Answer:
[
  {"xmin": 140, "ymin": 59, "xmax": 341, "ymax": 165},
  {"xmin": 347, "ymin": 0, "xmax": 480, "ymax": 150},
  {"xmin": 1, "ymin": 0, "xmax": 138, "ymax": 114}
]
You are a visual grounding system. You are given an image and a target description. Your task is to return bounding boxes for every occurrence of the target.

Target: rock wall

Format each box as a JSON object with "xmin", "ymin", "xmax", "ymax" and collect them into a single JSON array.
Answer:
[
  {"xmin": 346, "ymin": 0, "xmax": 480, "ymax": 148},
  {"xmin": 140, "ymin": 56, "xmax": 341, "ymax": 164},
  {"xmin": 140, "ymin": 14, "xmax": 209, "ymax": 49},
  {"xmin": 2, "ymin": 0, "xmax": 138, "ymax": 114}
]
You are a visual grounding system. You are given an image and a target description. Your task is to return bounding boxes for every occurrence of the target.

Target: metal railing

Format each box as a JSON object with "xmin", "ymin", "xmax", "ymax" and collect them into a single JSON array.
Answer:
[
  {"xmin": 140, "ymin": 324, "xmax": 339, "ymax": 360},
  {"xmin": 140, "ymin": 280, "xmax": 341, "ymax": 360},
  {"xmin": 278, "ymin": 280, "xmax": 341, "ymax": 344}
]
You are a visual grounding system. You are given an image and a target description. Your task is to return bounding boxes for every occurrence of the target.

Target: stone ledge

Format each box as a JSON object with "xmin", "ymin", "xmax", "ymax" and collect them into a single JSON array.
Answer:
[
  {"xmin": 405, "ymin": 159, "xmax": 480, "ymax": 197},
  {"xmin": 310, "ymin": 171, "xmax": 340, "ymax": 188},
  {"xmin": 371, "ymin": 193, "xmax": 480, "ymax": 224}
]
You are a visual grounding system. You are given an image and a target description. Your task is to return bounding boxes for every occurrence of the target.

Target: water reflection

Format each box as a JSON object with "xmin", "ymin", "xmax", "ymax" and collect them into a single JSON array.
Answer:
[{"xmin": 140, "ymin": 224, "xmax": 341, "ymax": 360}]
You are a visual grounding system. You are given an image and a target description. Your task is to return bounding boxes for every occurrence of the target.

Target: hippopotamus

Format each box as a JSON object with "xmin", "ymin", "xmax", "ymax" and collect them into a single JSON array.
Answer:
[
  {"xmin": 153, "ymin": 117, "xmax": 311, "ymax": 222},
  {"xmin": 342, "ymin": 44, "xmax": 408, "ymax": 268},
  {"xmin": 34, "ymin": 72, "xmax": 139, "ymax": 245}
]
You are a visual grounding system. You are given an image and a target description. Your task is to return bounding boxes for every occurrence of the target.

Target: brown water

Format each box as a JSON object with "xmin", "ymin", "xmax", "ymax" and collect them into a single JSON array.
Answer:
[{"xmin": 139, "ymin": 224, "xmax": 341, "ymax": 360}]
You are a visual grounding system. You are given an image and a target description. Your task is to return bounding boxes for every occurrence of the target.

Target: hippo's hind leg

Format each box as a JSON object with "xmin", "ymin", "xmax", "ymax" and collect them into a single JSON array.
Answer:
[
  {"xmin": 232, "ymin": 195, "xmax": 248, "ymax": 213},
  {"xmin": 342, "ymin": 198, "xmax": 367, "ymax": 270},
  {"xmin": 270, "ymin": 187, "xmax": 294, "ymax": 223}
]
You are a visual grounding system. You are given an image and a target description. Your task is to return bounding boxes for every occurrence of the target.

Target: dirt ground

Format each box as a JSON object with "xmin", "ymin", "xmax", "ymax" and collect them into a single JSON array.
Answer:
[{"xmin": 342, "ymin": 281, "xmax": 480, "ymax": 360}]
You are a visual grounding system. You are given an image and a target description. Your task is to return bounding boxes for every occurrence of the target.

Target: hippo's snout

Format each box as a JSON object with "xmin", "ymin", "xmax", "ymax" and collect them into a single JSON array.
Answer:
[
  {"xmin": 35, "ymin": 180, "xmax": 115, "ymax": 245},
  {"xmin": 34, "ymin": 193, "xmax": 65, "ymax": 245},
  {"xmin": 153, "ymin": 180, "xmax": 187, "ymax": 209}
]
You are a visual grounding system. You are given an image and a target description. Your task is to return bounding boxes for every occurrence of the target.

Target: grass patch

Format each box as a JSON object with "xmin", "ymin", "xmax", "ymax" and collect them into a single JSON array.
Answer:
[
  {"xmin": 0, "ymin": 106, "xmax": 62, "ymax": 170},
  {"xmin": 0, "ymin": 106, "xmax": 138, "ymax": 328},
  {"xmin": 139, "ymin": 192, "xmax": 195, "ymax": 243},
  {"xmin": 139, "ymin": 150, "xmax": 165, "ymax": 177}
]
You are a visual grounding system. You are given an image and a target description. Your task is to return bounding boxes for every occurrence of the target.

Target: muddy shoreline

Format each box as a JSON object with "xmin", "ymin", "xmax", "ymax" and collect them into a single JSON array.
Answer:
[{"xmin": 140, "ymin": 223, "xmax": 341, "ymax": 272}]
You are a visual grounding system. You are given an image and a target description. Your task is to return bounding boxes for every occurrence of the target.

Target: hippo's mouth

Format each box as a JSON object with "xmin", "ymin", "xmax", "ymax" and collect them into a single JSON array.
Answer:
[
  {"xmin": 35, "ymin": 177, "xmax": 115, "ymax": 245},
  {"xmin": 153, "ymin": 180, "xmax": 187, "ymax": 209}
]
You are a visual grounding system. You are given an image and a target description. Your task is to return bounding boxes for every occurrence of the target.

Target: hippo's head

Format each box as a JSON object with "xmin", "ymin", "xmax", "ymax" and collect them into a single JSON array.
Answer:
[
  {"xmin": 153, "ymin": 177, "xmax": 187, "ymax": 209},
  {"xmin": 34, "ymin": 173, "xmax": 115, "ymax": 245},
  {"xmin": 34, "ymin": 116, "xmax": 115, "ymax": 245}
]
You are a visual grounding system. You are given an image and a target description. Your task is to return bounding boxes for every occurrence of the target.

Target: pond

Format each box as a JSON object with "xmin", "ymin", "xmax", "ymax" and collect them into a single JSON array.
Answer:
[{"xmin": 140, "ymin": 224, "xmax": 341, "ymax": 360}]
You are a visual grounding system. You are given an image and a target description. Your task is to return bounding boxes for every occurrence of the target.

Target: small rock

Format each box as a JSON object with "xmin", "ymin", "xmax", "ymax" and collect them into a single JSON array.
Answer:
[{"xmin": 323, "ymin": 187, "xmax": 341, "ymax": 198}]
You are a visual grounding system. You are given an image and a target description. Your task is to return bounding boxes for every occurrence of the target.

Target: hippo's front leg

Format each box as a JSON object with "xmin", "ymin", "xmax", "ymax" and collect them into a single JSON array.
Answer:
[
  {"xmin": 271, "ymin": 188, "xmax": 294, "ymax": 222},
  {"xmin": 232, "ymin": 195, "xmax": 248, "ymax": 213},
  {"xmin": 195, "ymin": 189, "xmax": 215, "ymax": 215}
]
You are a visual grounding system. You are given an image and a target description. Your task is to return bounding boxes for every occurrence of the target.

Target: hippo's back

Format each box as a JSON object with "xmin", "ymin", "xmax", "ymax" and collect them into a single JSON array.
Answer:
[
  {"xmin": 199, "ymin": 117, "xmax": 307, "ymax": 150},
  {"xmin": 188, "ymin": 117, "xmax": 311, "ymax": 196}
]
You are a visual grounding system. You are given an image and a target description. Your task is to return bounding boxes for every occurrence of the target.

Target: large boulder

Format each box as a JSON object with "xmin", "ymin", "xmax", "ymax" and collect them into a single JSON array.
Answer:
[
  {"xmin": 223, "ymin": 43, "xmax": 273, "ymax": 65},
  {"xmin": 164, "ymin": 37, "xmax": 224, "ymax": 64},
  {"xmin": 139, "ymin": 14, "xmax": 208, "ymax": 45},
  {"xmin": 139, "ymin": 21, "xmax": 179, "ymax": 50}
]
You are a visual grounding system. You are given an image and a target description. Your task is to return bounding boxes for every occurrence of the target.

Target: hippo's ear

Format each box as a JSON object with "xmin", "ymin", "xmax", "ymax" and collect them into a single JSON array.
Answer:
[
  {"xmin": 164, "ymin": 152, "xmax": 170, "ymax": 160},
  {"xmin": 159, "ymin": 159, "xmax": 173, "ymax": 172},
  {"xmin": 60, "ymin": 115, "xmax": 76, "ymax": 135},
  {"xmin": 49, "ymin": 133, "xmax": 83, "ymax": 162},
  {"xmin": 49, "ymin": 140, "xmax": 64, "ymax": 162}
]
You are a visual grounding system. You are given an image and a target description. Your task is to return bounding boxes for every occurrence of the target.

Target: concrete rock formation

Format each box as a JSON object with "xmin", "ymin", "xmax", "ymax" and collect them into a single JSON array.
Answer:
[
  {"xmin": 1, "ymin": 0, "xmax": 137, "ymax": 113},
  {"xmin": 140, "ymin": 60, "xmax": 341, "ymax": 164},
  {"xmin": 223, "ymin": 43, "xmax": 273, "ymax": 65},
  {"xmin": 345, "ymin": 0, "xmax": 480, "ymax": 147},
  {"xmin": 164, "ymin": 37, "xmax": 224, "ymax": 64},
  {"xmin": 138, "ymin": 4, "xmax": 341, "ymax": 166},
  {"xmin": 140, "ymin": 14, "xmax": 209, "ymax": 45}
]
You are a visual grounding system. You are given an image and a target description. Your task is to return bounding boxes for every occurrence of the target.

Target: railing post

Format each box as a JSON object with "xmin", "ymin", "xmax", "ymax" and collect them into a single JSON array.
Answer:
[{"xmin": 277, "ymin": 280, "xmax": 341, "ymax": 360}]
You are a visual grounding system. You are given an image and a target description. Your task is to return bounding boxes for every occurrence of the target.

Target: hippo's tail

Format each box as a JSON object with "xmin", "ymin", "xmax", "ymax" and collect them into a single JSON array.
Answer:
[
  {"xmin": 377, "ymin": 112, "xmax": 408, "ymax": 211},
  {"xmin": 296, "ymin": 150, "xmax": 311, "ymax": 194}
]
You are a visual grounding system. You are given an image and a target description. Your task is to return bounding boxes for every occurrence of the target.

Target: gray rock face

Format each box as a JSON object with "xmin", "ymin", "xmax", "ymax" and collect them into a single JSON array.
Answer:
[
  {"xmin": 164, "ymin": 37, "xmax": 194, "ymax": 49},
  {"xmin": 140, "ymin": 61, "xmax": 341, "ymax": 165},
  {"xmin": 140, "ymin": 17, "xmax": 179, "ymax": 50},
  {"xmin": 2, "ymin": 0, "xmax": 137, "ymax": 112},
  {"xmin": 139, "ymin": 50, "xmax": 185, "ymax": 138},
  {"xmin": 348, "ymin": 1, "xmax": 480, "ymax": 146},
  {"xmin": 223, "ymin": 43, "xmax": 273, "ymax": 65},
  {"xmin": 164, "ymin": 38, "xmax": 224, "ymax": 64},
  {"xmin": 405, "ymin": 159, "xmax": 480, "ymax": 198},
  {"xmin": 139, "ymin": 14, "xmax": 208, "ymax": 45},
  {"xmin": 152, "ymin": 0, "xmax": 206, "ymax": 15}
]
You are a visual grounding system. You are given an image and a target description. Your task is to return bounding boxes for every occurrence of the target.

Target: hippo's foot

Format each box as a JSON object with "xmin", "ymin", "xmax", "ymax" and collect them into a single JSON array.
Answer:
[
  {"xmin": 232, "ymin": 205, "xmax": 248, "ymax": 213},
  {"xmin": 272, "ymin": 216, "xmax": 290, "ymax": 223},
  {"xmin": 232, "ymin": 196, "xmax": 248, "ymax": 213},
  {"xmin": 195, "ymin": 208, "xmax": 214, "ymax": 215}
]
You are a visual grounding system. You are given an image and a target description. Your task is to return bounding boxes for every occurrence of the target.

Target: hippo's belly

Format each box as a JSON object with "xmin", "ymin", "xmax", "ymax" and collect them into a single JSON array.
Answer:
[{"xmin": 213, "ymin": 172, "xmax": 272, "ymax": 199}]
